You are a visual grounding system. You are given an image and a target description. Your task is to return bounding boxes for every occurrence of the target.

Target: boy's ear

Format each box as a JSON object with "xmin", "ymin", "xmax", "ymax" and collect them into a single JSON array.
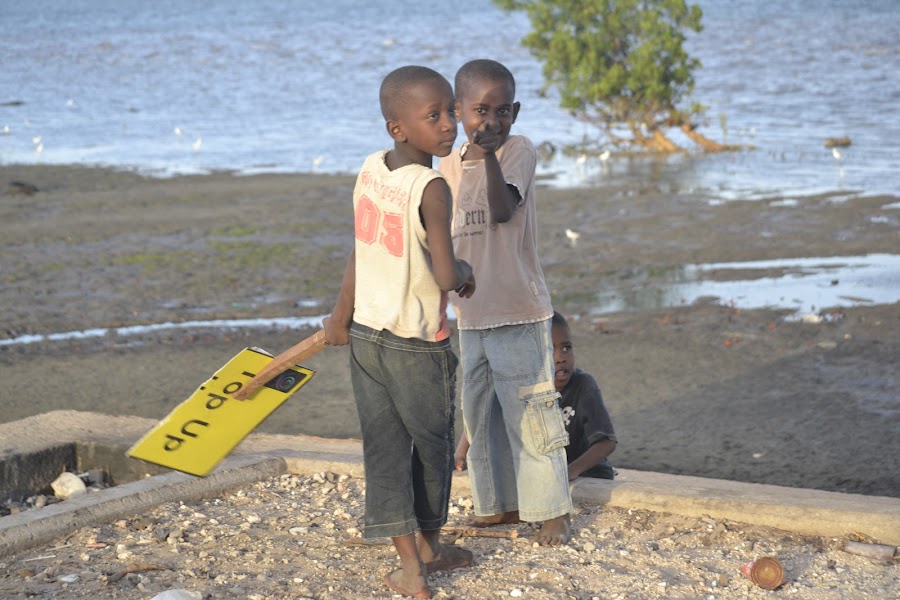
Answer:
[
  {"xmin": 386, "ymin": 119, "xmax": 406, "ymax": 143},
  {"xmin": 511, "ymin": 101, "xmax": 521, "ymax": 124}
]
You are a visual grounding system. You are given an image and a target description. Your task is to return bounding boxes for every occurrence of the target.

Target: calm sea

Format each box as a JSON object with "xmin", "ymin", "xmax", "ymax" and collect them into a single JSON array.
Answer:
[{"xmin": 2, "ymin": 0, "xmax": 898, "ymax": 201}]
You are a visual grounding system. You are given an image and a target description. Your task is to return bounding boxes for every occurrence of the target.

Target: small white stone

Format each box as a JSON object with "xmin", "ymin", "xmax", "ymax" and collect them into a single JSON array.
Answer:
[
  {"xmin": 510, "ymin": 589, "xmax": 523, "ymax": 597},
  {"xmin": 51, "ymin": 473, "xmax": 86, "ymax": 500}
]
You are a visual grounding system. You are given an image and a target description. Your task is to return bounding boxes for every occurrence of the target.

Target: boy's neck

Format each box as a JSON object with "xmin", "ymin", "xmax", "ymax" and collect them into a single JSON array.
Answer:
[{"xmin": 386, "ymin": 146, "xmax": 432, "ymax": 171}]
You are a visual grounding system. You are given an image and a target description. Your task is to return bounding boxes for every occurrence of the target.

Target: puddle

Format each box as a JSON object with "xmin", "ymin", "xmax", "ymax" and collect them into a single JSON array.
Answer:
[{"xmin": 592, "ymin": 253, "xmax": 900, "ymax": 316}]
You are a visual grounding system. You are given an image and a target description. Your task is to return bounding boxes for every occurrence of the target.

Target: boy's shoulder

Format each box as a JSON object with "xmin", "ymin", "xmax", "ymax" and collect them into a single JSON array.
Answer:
[
  {"xmin": 568, "ymin": 368, "xmax": 601, "ymax": 393},
  {"xmin": 497, "ymin": 135, "xmax": 537, "ymax": 172},
  {"xmin": 501, "ymin": 134, "xmax": 534, "ymax": 154}
]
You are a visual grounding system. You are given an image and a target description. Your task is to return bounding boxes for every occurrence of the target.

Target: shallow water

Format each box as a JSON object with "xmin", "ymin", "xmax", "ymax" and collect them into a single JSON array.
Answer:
[
  {"xmin": 2, "ymin": 0, "xmax": 898, "ymax": 201},
  {"xmin": 593, "ymin": 254, "xmax": 900, "ymax": 316}
]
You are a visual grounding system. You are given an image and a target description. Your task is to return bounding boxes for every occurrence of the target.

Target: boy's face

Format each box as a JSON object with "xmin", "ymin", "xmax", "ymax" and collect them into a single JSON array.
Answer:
[
  {"xmin": 456, "ymin": 76, "xmax": 519, "ymax": 151},
  {"xmin": 389, "ymin": 79, "xmax": 457, "ymax": 159},
  {"xmin": 551, "ymin": 323, "xmax": 575, "ymax": 393}
]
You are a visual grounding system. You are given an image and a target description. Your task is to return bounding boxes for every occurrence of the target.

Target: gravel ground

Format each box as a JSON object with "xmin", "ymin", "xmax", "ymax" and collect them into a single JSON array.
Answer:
[{"xmin": 1, "ymin": 471, "xmax": 897, "ymax": 599}]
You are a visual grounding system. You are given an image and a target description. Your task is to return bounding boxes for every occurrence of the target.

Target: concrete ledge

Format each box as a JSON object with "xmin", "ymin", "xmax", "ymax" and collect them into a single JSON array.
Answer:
[
  {"xmin": 2, "ymin": 410, "xmax": 899, "ymax": 561},
  {"xmin": 571, "ymin": 471, "xmax": 900, "ymax": 544}
]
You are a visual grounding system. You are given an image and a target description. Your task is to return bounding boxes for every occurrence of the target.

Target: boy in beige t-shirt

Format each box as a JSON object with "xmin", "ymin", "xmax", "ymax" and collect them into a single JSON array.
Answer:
[{"xmin": 438, "ymin": 59, "xmax": 572, "ymax": 546}]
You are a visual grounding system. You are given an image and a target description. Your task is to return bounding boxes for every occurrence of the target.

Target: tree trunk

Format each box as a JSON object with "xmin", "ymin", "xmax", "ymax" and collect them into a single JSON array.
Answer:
[
  {"xmin": 628, "ymin": 122, "xmax": 681, "ymax": 152},
  {"xmin": 681, "ymin": 124, "xmax": 727, "ymax": 152},
  {"xmin": 646, "ymin": 129, "xmax": 679, "ymax": 152}
]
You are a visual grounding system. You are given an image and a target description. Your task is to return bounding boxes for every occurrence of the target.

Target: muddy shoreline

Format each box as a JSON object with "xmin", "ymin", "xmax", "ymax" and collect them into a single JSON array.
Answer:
[{"xmin": 1, "ymin": 163, "xmax": 898, "ymax": 498}]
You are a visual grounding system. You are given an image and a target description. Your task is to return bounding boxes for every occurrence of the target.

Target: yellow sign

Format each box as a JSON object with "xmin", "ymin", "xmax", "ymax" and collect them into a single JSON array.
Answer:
[{"xmin": 127, "ymin": 347, "xmax": 315, "ymax": 477}]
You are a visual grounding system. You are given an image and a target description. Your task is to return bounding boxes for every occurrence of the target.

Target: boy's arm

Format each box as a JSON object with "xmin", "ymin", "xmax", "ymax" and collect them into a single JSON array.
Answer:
[
  {"xmin": 322, "ymin": 249, "xmax": 355, "ymax": 346},
  {"xmin": 454, "ymin": 432, "xmax": 470, "ymax": 471},
  {"xmin": 421, "ymin": 178, "xmax": 475, "ymax": 297},
  {"xmin": 567, "ymin": 438, "xmax": 617, "ymax": 481},
  {"xmin": 474, "ymin": 131, "xmax": 519, "ymax": 224}
]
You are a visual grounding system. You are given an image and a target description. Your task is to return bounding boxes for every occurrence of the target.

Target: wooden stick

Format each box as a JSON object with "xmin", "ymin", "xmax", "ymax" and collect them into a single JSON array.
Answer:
[
  {"xmin": 441, "ymin": 526, "xmax": 518, "ymax": 539},
  {"xmin": 842, "ymin": 541, "xmax": 897, "ymax": 561},
  {"xmin": 107, "ymin": 562, "xmax": 169, "ymax": 583},
  {"xmin": 232, "ymin": 329, "xmax": 327, "ymax": 400}
]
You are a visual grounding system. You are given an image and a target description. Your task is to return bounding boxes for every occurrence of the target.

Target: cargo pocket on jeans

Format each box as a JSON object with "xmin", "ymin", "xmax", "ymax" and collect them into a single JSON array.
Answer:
[{"xmin": 522, "ymin": 385, "xmax": 569, "ymax": 454}]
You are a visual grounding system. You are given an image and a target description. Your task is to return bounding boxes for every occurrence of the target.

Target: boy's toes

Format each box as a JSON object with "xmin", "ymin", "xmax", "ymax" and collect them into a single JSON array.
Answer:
[{"xmin": 530, "ymin": 514, "xmax": 571, "ymax": 546}]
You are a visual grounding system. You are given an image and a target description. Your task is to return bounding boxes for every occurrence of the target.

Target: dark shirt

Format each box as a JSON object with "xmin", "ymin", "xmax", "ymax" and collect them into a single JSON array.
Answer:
[{"xmin": 558, "ymin": 368, "xmax": 617, "ymax": 479}]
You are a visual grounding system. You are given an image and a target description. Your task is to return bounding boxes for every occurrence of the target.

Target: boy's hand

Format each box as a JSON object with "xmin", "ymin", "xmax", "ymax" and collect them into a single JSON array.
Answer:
[
  {"xmin": 454, "ymin": 259, "xmax": 476, "ymax": 298},
  {"xmin": 322, "ymin": 316, "xmax": 350, "ymax": 346},
  {"xmin": 454, "ymin": 433, "xmax": 470, "ymax": 471},
  {"xmin": 472, "ymin": 128, "xmax": 503, "ymax": 154},
  {"xmin": 454, "ymin": 451, "xmax": 467, "ymax": 471},
  {"xmin": 455, "ymin": 276, "xmax": 476, "ymax": 298}
]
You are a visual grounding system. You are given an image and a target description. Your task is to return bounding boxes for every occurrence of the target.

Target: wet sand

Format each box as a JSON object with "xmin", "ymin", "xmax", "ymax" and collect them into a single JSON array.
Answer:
[{"xmin": 1, "ymin": 163, "xmax": 898, "ymax": 498}]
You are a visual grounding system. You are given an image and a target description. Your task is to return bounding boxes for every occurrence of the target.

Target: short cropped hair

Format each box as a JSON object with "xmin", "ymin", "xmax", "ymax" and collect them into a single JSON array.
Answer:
[
  {"xmin": 454, "ymin": 59, "xmax": 516, "ymax": 98},
  {"xmin": 551, "ymin": 310, "xmax": 569, "ymax": 330},
  {"xmin": 380, "ymin": 65, "xmax": 447, "ymax": 120}
]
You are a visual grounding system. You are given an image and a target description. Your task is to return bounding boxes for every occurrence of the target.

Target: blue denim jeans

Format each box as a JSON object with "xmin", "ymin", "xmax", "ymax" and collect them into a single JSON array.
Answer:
[
  {"xmin": 349, "ymin": 322, "xmax": 459, "ymax": 539},
  {"xmin": 460, "ymin": 320, "xmax": 573, "ymax": 522}
]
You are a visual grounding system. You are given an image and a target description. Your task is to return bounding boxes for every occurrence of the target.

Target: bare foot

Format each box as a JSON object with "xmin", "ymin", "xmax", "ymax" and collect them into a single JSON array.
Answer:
[
  {"xmin": 384, "ymin": 569, "xmax": 431, "ymax": 599},
  {"xmin": 421, "ymin": 544, "xmax": 474, "ymax": 573},
  {"xmin": 530, "ymin": 513, "xmax": 570, "ymax": 546},
  {"xmin": 467, "ymin": 510, "xmax": 521, "ymax": 528}
]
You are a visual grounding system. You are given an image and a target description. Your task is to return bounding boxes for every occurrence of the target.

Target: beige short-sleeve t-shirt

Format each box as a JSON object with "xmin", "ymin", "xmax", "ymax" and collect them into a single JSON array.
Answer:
[{"xmin": 438, "ymin": 135, "xmax": 552, "ymax": 329}]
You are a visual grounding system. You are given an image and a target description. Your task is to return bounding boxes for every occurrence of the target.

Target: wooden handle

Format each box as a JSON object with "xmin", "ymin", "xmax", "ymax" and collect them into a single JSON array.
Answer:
[
  {"xmin": 440, "ymin": 526, "xmax": 518, "ymax": 539},
  {"xmin": 232, "ymin": 329, "xmax": 327, "ymax": 400}
]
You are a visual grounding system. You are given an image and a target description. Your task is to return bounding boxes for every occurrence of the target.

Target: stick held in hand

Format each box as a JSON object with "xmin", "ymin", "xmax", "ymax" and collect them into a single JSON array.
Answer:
[{"xmin": 232, "ymin": 329, "xmax": 327, "ymax": 400}]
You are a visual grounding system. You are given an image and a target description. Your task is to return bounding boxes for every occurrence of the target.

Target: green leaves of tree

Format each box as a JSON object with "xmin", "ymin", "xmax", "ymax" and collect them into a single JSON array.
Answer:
[{"xmin": 496, "ymin": 0, "xmax": 703, "ymax": 144}]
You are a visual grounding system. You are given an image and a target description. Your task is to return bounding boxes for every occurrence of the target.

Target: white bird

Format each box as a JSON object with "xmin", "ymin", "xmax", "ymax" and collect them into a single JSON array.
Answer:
[
  {"xmin": 32, "ymin": 135, "xmax": 42, "ymax": 145},
  {"xmin": 599, "ymin": 149, "xmax": 611, "ymax": 162},
  {"xmin": 832, "ymin": 147, "xmax": 842, "ymax": 161},
  {"xmin": 34, "ymin": 142, "xmax": 43, "ymax": 155},
  {"xmin": 575, "ymin": 154, "xmax": 587, "ymax": 166},
  {"xmin": 192, "ymin": 137, "xmax": 202, "ymax": 151},
  {"xmin": 312, "ymin": 155, "xmax": 324, "ymax": 169},
  {"xmin": 2, "ymin": 125, "xmax": 9, "ymax": 135},
  {"xmin": 565, "ymin": 228, "xmax": 581, "ymax": 247},
  {"xmin": 174, "ymin": 127, "xmax": 183, "ymax": 137}
]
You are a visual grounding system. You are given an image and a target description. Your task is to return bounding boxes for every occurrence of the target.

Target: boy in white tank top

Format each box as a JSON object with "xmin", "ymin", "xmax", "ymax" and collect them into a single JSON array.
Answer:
[{"xmin": 324, "ymin": 65, "xmax": 475, "ymax": 598}]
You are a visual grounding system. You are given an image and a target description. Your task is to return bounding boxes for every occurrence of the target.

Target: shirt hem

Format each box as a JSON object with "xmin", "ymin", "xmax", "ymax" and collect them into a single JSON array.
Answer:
[{"xmin": 455, "ymin": 312, "xmax": 553, "ymax": 330}]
